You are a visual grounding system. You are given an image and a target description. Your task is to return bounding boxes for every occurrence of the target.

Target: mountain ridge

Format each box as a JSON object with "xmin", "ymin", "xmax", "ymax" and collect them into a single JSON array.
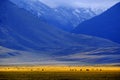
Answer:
[
  {"xmin": 73, "ymin": 2, "xmax": 120, "ymax": 43},
  {"xmin": 10, "ymin": 0, "xmax": 100, "ymax": 31}
]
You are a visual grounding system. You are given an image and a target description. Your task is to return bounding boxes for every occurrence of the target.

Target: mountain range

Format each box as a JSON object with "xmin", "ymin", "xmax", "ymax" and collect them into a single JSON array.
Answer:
[
  {"xmin": 73, "ymin": 2, "xmax": 120, "ymax": 44},
  {"xmin": 0, "ymin": 0, "xmax": 120, "ymax": 65},
  {"xmin": 10, "ymin": 0, "xmax": 103, "ymax": 31}
]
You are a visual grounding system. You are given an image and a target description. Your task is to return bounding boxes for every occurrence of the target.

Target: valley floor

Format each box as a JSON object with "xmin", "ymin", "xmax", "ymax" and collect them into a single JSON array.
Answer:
[{"xmin": 0, "ymin": 66, "xmax": 120, "ymax": 80}]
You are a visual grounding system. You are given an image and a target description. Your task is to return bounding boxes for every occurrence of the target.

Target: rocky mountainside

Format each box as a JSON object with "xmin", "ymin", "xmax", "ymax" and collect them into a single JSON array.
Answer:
[
  {"xmin": 73, "ymin": 2, "xmax": 120, "ymax": 44},
  {"xmin": 10, "ymin": 0, "xmax": 100, "ymax": 31}
]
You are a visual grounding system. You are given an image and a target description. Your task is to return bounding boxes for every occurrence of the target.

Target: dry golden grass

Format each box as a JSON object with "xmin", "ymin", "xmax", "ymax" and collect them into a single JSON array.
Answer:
[{"xmin": 0, "ymin": 66, "xmax": 120, "ymax": 80}]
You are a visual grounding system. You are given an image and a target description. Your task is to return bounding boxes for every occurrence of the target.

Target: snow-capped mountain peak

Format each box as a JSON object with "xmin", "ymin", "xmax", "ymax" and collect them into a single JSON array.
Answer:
[{"xmin": 10, "ymin": 0, "xmax": 104, "ymax": 31}]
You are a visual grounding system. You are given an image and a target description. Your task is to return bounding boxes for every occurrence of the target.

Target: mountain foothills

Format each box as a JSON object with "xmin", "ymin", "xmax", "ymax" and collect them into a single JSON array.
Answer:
[
  {"xmin": 0, "ymin": 0, "xmax": 120, "ymax": 65},
  {"xmin": 73, "ymin": 2, "xmax": 120, "ymax": 43},
  {"xmin": 10, "ymin": 0, "xmax": 101, "ymax": 31}
]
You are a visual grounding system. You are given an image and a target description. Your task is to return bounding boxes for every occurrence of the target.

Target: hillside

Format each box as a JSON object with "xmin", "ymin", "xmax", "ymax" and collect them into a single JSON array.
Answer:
[
  {"xmin": 73, "ymin": 2, "xmax": 120, "ymax": 43},
  {"xmin": 0, "ymin": 0, "xmax": 120, "ymax": 65},
  {"xmin": 10, "ymin": 0, "xmax": 98, "ymax": 31}
]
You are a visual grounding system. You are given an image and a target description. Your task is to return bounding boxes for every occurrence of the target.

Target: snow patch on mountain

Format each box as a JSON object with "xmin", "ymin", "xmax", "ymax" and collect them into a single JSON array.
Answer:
[{"xmin": 10, "ymin": 0, "xmax": 104, "ymax": 31}]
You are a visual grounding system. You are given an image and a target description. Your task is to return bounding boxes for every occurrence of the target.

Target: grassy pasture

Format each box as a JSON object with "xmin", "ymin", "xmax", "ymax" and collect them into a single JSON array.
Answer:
[{"xmin": 0, "ymin": 66, "xmax": 120, "ymax": 80}]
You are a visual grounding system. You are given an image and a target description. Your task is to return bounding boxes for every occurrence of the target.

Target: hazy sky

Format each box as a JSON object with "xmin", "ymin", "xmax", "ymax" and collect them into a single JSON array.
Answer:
[{"xmin": 39, "ymin": 0, "xmax": 120, "ymax": 8}]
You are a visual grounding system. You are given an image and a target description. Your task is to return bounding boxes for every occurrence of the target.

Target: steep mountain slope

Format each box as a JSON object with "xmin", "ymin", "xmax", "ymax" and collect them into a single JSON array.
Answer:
[
  {"xmin": 0, "ymin": 0, "xmax": 120, "ymax": 65},
  {"xmin": 10, "ymin": 0, "xmax": 97, "ymax": 31},
  {"xmin": 73, "ymin": 2, "xmax": 120, "ymax": 43},
  {"xmin": 54, "ymin": 7, "xmax": 96, "ymax": 30}
]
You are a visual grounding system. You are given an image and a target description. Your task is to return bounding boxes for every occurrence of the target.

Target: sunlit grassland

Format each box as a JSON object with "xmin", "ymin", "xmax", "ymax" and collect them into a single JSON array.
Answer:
[{"xmin": 0, "ymin": 66, "xmax": 120, "ymax": 80}]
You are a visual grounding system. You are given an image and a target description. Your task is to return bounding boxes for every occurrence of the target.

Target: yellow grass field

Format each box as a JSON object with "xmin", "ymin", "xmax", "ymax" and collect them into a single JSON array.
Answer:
[{"xmin": 0, "ymin": 66, "xmax": 120, "ymax": 80}]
